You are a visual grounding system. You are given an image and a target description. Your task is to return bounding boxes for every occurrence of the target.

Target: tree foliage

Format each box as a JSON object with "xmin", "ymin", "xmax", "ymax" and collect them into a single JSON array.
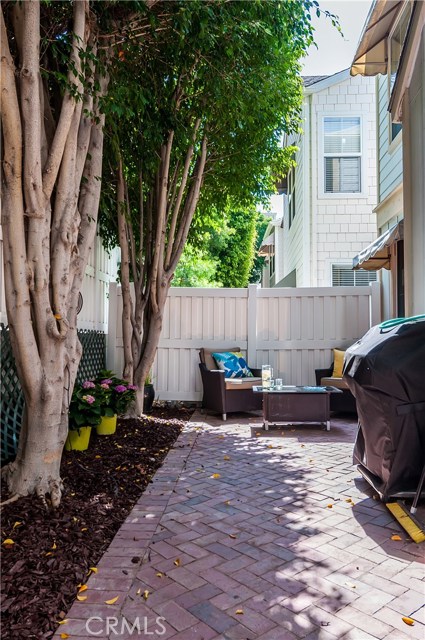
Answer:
[{"xmin": 98, "ymin": 0, "xmax": 320, "ymax": 411}]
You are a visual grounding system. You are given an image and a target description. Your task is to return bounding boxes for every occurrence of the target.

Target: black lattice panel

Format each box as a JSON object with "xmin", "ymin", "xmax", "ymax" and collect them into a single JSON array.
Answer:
[
  {"xmin": 76, "ymin": 330, "xmax": 106, "ymax": 384},
  {"xmin": 1, "ymin": 326, "xmax": 106, "ymax": 464}
]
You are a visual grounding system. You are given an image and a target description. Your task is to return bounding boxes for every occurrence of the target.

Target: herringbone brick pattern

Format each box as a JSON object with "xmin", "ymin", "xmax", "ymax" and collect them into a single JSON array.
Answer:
[{"xmin": 55, "ymin": 412, "xmax": 425, "ymax": 639}]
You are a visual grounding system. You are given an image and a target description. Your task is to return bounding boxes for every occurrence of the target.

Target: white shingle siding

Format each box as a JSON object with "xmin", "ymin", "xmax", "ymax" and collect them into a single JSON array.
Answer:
[{"xmin": 271, "ymin": 72, "xmax": 378, "ymax": 289}]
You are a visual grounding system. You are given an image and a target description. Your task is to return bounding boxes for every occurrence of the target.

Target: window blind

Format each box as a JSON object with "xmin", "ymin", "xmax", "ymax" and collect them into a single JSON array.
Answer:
[
  {"xmin": 325, "ymin": 157, "xmax": 361, "ymax": 193},
  {"xmin": 332, "ymin": 265, "xmax": 377, "ymax": 287},
  {"xmin": 324, "ymin": 117, "xmax": 361, "ymax": 154}
]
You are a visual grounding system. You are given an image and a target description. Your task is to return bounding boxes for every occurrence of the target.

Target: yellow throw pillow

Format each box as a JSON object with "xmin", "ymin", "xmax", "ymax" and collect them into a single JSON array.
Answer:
[{"xmin": 332, "ymin": 349, "xmax": 345, "ymax": 378}]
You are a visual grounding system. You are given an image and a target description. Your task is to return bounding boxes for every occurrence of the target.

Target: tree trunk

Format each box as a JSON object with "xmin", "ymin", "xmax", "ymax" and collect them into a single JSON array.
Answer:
[{"xmin": 3, "ymin": 396, "xmax": 68, "ymax": 507}]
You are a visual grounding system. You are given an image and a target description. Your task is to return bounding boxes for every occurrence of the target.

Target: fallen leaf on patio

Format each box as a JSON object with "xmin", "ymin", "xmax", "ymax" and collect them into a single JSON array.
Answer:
[
  {"xmin": 52, "ymin": 542, "xmax": 57, "ymax": 550},
  {"xmin": 345, "ymin": 582, "xmax": 357, "ymax": 589},
  {"xmin": 105, "ymin": 596, "xmax": 119, "ymax": 605},
  {"xmin": 223, "ymin": 455, "xmax": 230, "ymax": 461},
  {"xmin": 321, "ymin": 621, "xmax": 330, "ymax": 626},
  {"xmin": 255, "ymin": 432, "xmax": 261, "ymax": 436},
  {"xmin": 12, "ymin": 522, "xmax": 22, "ymax": 529},
  {"xmin": 327, "ymin": 504, "xmax": 333, "ymax": 509},
  {"xmin": 402, "ymin": 617, "xmax": 414, "ymax": 626},
  {"xmin": 174, "ymin": 558, "xmax": 181, "ymax": 566},
  {"xmin": 89, "ymin": 567, "xmax": 98, "ymax": 574},
  {"xmin": 225, "ymin": 500, "xmax": 231, "ymax": 505},
  {"xmin": 267, "ymin": 445, "xmax": 274, "ymax": 449},
  {"xmin": 211, "ymin": 473, "xmax": 221, "ymax": 479},
  {"xmin": 391, "ymin": 535, "xmax": 402, "ymax": 541},
  {"xmin": 60, "ymin": 634, "xmax": 69, "ymax": 639},
  {"xmin": 156, "ymin": 572, "xmax": 163, "ymax": 578},
  {"xmin": 218, "ymin": 435, "xmax": 225, "ymax": 439},
  {"xmin": 345, "ymin": 498, "xmax": 353, "ymax": 503},
  {"xmin": 301, "ymin": 444, "xmax": 305, "ymax": 448},
  {"xmin": 81, "ymin": 528, "xmax": 88, "ymax": 532},
  {"xmin": 229, "ymin": 534, "xmax": 237, "ymax": 539},
  {"xmin": 235, "ymin": 609, "xmax": 244, "ymax": 615},
  {"xmin": 45, "ymin": 552, "xmax": 53, "ymax": 557},
  {"xmin": 78, "ymin": 584, "xmax": 88, "ymax": 593},
  {"xmin": 3, "ymin": 539, "xmax": 14, "ymax": 545},
  {"xmin": 95, "ymin": 455, "xmax": 101, "ymax": 459},
  {"xmin": 76, "ymin": 595, "xmax": 87, "ymax": 601},
  {"xmin": 57, "ymin": 620, "xmax": 68, "ymax": 625},
  {"xmin": 136, "ymin": 588, "xmax": 141, "ymax": 595},
  {"xmin": 143, "ymin": 590, "xmax": 150, "ymax": 600},
  {"xmin": 54, "ymin": 314, "xmax": 62, "ymax": 320}
]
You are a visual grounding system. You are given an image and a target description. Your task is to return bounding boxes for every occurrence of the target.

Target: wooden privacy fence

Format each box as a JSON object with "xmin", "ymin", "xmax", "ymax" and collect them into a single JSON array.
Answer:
[{"xmin": 107, "ymin": 282, "xmax": 380, "ymax": 402}]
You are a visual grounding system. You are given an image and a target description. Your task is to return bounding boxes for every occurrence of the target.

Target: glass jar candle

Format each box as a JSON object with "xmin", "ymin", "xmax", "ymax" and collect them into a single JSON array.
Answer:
[{"xmin": 262, "ymin": 365, "xmax": 272, "ymax": 388}]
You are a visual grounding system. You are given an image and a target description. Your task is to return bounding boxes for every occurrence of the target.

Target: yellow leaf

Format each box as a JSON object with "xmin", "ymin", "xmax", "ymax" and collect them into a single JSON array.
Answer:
[
  {"xmin": 229, "ymin": 534, "xmax": 237, "ymax": 539},
  {"xmin": 345, "ymin": 498, "xmax": 353, "ymax": 503},
  {"xmin": 95, "ymin": 455, "xmax": 101, "ymax": 459},
  {"xmin": 52, "ymin": 542, "xmax": 57, "ymax": 550},
  {"xmin": 136, "ymin": 588, "xmax": 141, "ymax": 595},
  {"xmin": 156, "ymin": 572, "xmax": 163, "ymax": 578},
  {"xmin": 402, "ymin": 617, "xmax": 415, "ymax": 626},
  {"xmin": 89, "ymin": 567, "xmax": 98, "ymax": 574},
  {"xmin": 174, "ymin": 558, "xmax": 181, "ymax": 566},
  {"xmin": 235, "ymin": 609, "xmax": 244, "ymax": 615},
  {"xmin": 267, "ymin": 445, "xmax": 274, "ymax": 449},
  {"xmin": 327, "ymin": 504, "xmax": 333, "ymax": 509},
  {"xmin": 76, "ymin": 595, "xmax": 87, "ymax": 601},
  {"xmin": 211, "ymin": 473, "xmax": 221, "ymax": 479},
  {"xmin": 45, "ymin": 552, "xmax": 53, "ymax": 557},
  {"xmin": 223, "ymin": 455, "xmax": 230, "ymax": 461},
  {"xmin": 224, "ymin": 500, "xmax": 231, "ymax": 505},
  {"xmin": 391, "ymin": 535, "xmax": 402, "ymax": 541},
  {"xmin": 81, "ymin": 528, "xmax": 88, "ymax": 532},
  {"xmin": 143, "ymin": 590, "xmax": 150, "ymax": 600},
  {"xmin": 3, "ymin": 538, "xmax": 14, "ymax": 545},
  {"xmin": 60, "ymin": 634, "xmax": 69, "ymax": 639},
  {"xmin": 105, "ymin": 596, "xmax": 119, "ymax": 605},
  {"xmin": 78, "ymin": 584, "xmax": 88, "ymax": 593},
  {"xmin": 255, "ymin": 432, "xmax": 261, "ymax": 436},
  {"xmin": 13, "ymin": 522, "xmax": 22, "ymax": 529},
  {"xmin": 54, "ymin": 314, "xmax": 62, "ymax": 320},
  {"xmin": 57, "ymin": 620, "xmax": 69, "ymax": 625}
]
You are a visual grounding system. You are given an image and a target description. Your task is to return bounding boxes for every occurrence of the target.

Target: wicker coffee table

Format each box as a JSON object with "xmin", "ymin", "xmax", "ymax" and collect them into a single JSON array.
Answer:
[{"xmin": 253, "ymin": 385, "xmax": 342, "ymax": 431}]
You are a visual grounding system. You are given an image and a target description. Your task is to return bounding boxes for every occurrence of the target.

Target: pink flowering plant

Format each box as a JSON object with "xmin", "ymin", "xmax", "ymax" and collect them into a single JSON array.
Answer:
[
  {"xmin": 94, "ymin": 370, "xmax": 138, "ymax": 416},
  {"xmin": 68, "ymin": 381, "xmax": 103, "ymax": 431}
]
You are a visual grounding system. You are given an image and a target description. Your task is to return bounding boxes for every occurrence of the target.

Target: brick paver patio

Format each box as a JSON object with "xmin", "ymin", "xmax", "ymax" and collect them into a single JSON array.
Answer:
[{"xmin": 55, "ymin": 411, "xmax": 424, "ymax": 640}]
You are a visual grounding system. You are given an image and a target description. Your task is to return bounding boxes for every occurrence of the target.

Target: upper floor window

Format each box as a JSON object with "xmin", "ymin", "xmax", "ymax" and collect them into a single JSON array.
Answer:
[
  {"xmin": 287, "ymin": 167, "xmax": 296, "ymax": 228},
  {"xmin": 324, "ymin": 117, "xmax": 361, "ymax": 193},
  {"xmin": 388, "ymin": 3, "xmax": 412, "ymax": 142}
]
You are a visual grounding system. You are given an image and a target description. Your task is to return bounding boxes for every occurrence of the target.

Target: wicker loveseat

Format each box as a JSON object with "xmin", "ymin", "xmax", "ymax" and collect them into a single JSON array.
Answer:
[
  {"xmin": 315, "ymin": 350, "xmax": 357, "ymax": 414},
  {"xmin": 199, "ymin": 347, "xmax": 263, "ymax": 420}
]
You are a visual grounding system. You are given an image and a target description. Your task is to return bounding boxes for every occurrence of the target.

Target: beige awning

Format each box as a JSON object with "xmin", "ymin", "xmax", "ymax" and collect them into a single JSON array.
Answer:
[
  {"xmin": 353, "ymin": 221, "xmax": 403, "ymax": 270},
  {"xmin": 258, "ymin": 233, "xmax": 275, "ymax": 256},
  {"xmin": 351, "ymin": 0, "xmax": 402, "ymax": 76}
]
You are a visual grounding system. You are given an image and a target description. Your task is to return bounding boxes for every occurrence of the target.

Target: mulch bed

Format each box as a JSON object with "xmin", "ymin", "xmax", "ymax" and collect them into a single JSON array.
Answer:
[{"xmin": 1, "ymin": 405, "xmax": 193, "ymax": 640}]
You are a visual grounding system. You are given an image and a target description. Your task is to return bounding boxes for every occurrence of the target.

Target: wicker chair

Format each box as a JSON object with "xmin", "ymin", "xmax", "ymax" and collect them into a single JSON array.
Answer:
[{"xmin": 199, "ymin": 347, "xmax": 263, "ymax": 420}]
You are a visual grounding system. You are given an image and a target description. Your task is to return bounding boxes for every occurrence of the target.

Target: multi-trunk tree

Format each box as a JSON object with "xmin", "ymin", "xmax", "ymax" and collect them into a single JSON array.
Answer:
[
  {"xmin": 0, "ymin": 0, "xmax": 163, "ymax": 503},
  {"xmin": 100, "ymin": 0, "xmax": 317, "ymax": 413}
]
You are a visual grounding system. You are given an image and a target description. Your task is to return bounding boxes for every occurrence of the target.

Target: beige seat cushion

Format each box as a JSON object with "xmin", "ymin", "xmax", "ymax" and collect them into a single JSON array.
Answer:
[
  {"xmin": 225, "ymin": 377, "xmax": 262, "ymax": 391},
  {"xmin": 320, "ymin": 376, "xmax": 349, "ymax": 390},
  {"xmin": 200, "ymin": 347, "xmax": 241, "ymax": 371}
]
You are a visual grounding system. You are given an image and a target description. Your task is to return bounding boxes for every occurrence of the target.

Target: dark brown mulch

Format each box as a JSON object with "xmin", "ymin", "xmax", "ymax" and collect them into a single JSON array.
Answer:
[{"xmin": 1, "ymin": 405, "xmax": 194, "ymax": 640}]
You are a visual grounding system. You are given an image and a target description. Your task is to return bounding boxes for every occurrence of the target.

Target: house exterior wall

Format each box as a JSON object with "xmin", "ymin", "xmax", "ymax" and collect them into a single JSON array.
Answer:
[
  {"xmin": 403, "ymin": 26, "xmax": 425, "ymax": 316},
  {"xmin": 265, "ymin": 71, "xmax": 378, "ymax": 289},
  {"xmin": 310, "ymin": 74, "xmax": 377, "ymax": 287},
  {"xmin": 374, "ymin": 75, "xmax": 404, "ymax": 320}
]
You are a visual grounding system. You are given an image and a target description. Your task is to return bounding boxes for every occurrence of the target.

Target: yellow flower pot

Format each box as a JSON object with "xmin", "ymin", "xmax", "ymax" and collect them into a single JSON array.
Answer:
[
  {"xmin": 65, "ymin": 426, "xmax": 92, "ymax": 451},
  {"xmin": 96, "ymin": 414, "xmax": 117, "ymax": 435}
]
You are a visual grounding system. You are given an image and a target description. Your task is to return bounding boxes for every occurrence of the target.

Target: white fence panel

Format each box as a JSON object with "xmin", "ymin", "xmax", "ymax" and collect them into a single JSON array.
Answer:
[
  {"xmin": 107, "ymin": 282, "xmax": 380, "ymax": 402},
  {"xmin": 0, "ymin": 230, "xmax": 118, "ymax": 331}
]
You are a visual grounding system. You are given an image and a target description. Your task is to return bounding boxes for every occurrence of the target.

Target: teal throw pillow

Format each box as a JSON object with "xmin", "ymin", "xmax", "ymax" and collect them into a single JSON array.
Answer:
[{"xmin": 212, "ymin": 351, "xmax": 253, "ymax": 379}]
